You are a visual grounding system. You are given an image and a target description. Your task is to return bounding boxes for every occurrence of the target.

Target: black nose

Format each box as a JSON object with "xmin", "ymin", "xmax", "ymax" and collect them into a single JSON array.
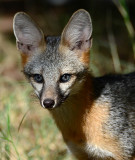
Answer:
[{"xmin": 43, "ymin": 99, "xmax": 55, "ymax": 109}]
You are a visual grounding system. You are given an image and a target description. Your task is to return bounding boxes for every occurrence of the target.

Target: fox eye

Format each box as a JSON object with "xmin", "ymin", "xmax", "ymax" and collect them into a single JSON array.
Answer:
[
  {"xmin": 60, "ymin": 74, "xmax": 71, "ymax": 83},
  {"xmin": 33, "ymin": 74, "xmax": 43, "ymax": 83}
]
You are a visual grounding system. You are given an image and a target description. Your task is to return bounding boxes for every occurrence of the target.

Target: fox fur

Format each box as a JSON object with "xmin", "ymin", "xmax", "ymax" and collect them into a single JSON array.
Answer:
[{"xmin": 13, "ymin": 9, "xmax": 135, "ymax": 160}]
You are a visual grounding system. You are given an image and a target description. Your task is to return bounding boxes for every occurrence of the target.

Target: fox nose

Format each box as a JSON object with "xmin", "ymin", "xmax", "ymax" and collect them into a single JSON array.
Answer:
[{"xmin": 43, "ymin": 99, "xmax": 55, "ymax": 109}]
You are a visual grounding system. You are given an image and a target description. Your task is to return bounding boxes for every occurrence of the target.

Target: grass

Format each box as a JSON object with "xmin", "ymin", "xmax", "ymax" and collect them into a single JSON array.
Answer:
[
  {"xmin": 0, "ymin": 34, "xmax": 74, "ymax": 159},
  {"xmin": 0, "ymin": 77, "xmax": 74, "ymax": 160},
  {"xmin": 0, "ymin": 1, "xmax": 135, "ymax": 159},
  {"xmin": 113, "ymin": 0, "xmax": 135, "ymax": 59},
  {"xmin": 106, "ymin": 11, "xmax": 121, "ymax": 73}
]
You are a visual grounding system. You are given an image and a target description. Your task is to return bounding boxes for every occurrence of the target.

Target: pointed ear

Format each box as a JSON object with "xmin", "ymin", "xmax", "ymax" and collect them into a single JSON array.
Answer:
[
  {"xmin": 13, "ymin": 12, "xmax": 45, "ymax": 55},
  {"xmin": 60, "ymin": 9, "xmax": 92, "ymax": 52}
]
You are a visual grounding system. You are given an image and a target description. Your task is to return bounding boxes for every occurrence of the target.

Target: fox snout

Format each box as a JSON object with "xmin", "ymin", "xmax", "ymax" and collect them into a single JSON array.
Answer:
[
  {"xmin": 40, "ymin": 87, "xmax": 68, "ymax": 109},
  {"xmin": 40, "ymin": 86, "xmax": 58, "ymax": 109},
  {"xmin": 42, "ymin": 99, "xmax": 55, "ymax": 109}
]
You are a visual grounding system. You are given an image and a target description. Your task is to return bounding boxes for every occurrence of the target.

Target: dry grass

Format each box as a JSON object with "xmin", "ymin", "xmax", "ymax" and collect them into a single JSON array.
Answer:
[
  {"xmin": 0, "ymin": 1, "xmax": 135, "ymax": 159},
  {"xmin": 0, "ymin": 34, "xmax": 75, "ymax": 160}
]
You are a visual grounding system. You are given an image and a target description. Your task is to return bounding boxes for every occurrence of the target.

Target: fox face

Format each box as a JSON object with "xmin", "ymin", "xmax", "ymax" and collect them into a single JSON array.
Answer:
[{"xmin": 13, "ymin": 9, "xmax": 92, "ymax": 109}]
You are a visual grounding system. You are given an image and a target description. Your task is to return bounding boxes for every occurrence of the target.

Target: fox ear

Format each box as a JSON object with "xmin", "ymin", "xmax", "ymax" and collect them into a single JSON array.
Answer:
[
  {"xmin": 13, "ymin": 12, "xmax": 45, "ymax": 55},
  {"xmin": 60, "ymin": 9, "xmax": 92, "ymax": 52}
]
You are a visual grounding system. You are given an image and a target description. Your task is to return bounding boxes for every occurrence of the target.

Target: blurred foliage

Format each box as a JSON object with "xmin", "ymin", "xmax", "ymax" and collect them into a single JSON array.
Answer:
[
  {"xmin": 0, "ymin": 0, "xmax": 135, "ymax": 159},
  {"xmin": 113, "ymin": 0, "xmax": 135, "ymax": 59}
]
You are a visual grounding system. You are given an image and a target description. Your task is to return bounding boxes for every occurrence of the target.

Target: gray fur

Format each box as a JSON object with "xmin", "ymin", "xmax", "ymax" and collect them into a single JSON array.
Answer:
[
  {"xmin": 13, "ymin": 9, "xmax": 135, "ymax": 160},
  {"xmin": 93, "ymin": 74, "xmax": 135, "ymax": 159},
  {"xmin": 24, "ymin": 35, "xmax": 87, "ymax": 107}
]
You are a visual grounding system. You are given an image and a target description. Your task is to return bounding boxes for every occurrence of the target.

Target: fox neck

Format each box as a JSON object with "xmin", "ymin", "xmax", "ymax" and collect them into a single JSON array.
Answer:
[{"xmin": 51, "ymin": 73, "xmax": 93, "ymax": 144}]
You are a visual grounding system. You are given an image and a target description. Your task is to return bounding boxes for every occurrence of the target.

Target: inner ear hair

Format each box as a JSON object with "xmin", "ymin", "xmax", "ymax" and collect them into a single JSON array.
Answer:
[
  {"xmin": 71, "ymin": 35, "xmax": 92, "ymax": 51},
  {"xmin": 13, "ymin": 12, "xmax": 45, "ymax": 55},
  {"xmin": 17, "ymin": 42, "xmax": 33, "ymax": 52},
  {"xmin": 60, "ymin": 9, "xmax": 93, "ymax": 52},
  {"xmin": 73, "ymin": 41, "xmax": 83, "ymax": 50}
]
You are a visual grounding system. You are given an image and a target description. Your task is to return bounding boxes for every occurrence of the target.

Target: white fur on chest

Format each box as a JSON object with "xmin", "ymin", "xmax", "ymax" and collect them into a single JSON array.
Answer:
[
  {"xmin": 85, "ymin": 143, "xmax": 114, "ymax": 159},
  {"xmin": 67, "ymin": 141, "xmax": 114, "ymax": 159}
]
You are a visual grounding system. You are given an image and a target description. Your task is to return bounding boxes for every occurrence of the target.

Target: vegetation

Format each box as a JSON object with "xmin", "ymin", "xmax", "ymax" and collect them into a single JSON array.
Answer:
[{"xmin": 0, "ymin": 0, "xmax": 134, "ymax": 159}]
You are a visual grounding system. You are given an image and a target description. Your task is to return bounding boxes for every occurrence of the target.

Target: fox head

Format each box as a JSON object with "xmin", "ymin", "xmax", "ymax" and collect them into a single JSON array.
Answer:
[{"xmin": 13, "ymin": 9, "xmax": 92, "ymax": 109}]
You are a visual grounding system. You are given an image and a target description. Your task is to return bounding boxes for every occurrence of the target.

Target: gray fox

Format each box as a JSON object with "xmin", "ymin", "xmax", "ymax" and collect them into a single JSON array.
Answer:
[{"xmin": 13, "ymin": 9, "xmax": 135, "ymax": 160}]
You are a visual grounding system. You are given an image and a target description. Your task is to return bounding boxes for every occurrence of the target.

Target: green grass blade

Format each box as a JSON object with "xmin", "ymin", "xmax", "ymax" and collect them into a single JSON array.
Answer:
[{"xmin": 113, "ymin": 0, "xmax": 135, "ymax": 59}]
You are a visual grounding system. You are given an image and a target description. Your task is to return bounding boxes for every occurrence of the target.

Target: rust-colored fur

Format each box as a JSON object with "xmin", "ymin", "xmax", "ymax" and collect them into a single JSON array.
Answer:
[
  {"xmin": 21, "ymin": 53, "xmax": 28, "ymax": 66},
  {"xmin": 13, "ymin": 9, "xmax": 135, "ymax": 160},
  {"xmin": 51, "ymin": 75, "xmax": 123, "ymax": 160}
]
